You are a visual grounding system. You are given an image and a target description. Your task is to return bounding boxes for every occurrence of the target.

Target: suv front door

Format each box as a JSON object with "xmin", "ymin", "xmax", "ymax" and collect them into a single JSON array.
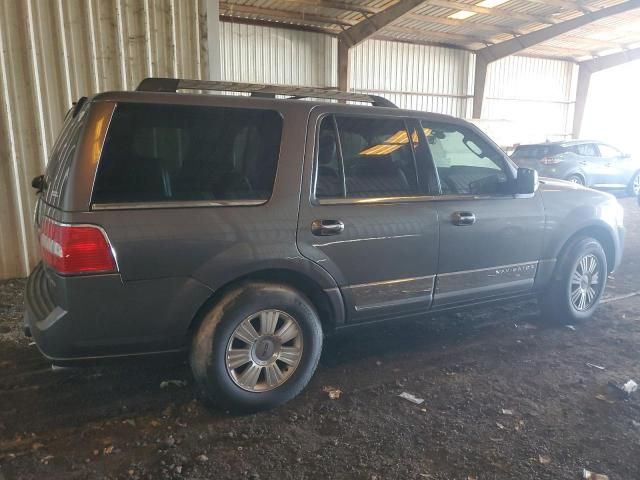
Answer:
[
  {"xmin": 596, "ymin": 143, "xmax": 631, "ymax": 187},
  {"xmin": 297, "ymin": 109, "xmax": 439, "ymax": 323},
  {"xmin": 419, "ymin": 120, "xmax": 546, "ymax": 307},
  {"xmin": 570, "ymin": 143, "xmax": 607, "ymax": 186}
]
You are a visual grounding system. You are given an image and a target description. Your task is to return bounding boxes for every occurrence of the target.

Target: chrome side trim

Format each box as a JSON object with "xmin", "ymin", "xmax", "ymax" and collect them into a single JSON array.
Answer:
[
  {"xmin": 91, "ymin": 199, "xmax": 267, "ymax": 210},
  {"xmin": 315, "ymin": 193, "xmax": 523, "ymax": 206},
  {"xmin": 316, "ymin": 195, "xmax": 436, "ymax": 206},
  {"xmin": 344, "ymin": 275, "xmax": 435, "ymax": 312},
  {"xmin": 435, "ymin": 261, "xmax": 538, "ymax": 295}
]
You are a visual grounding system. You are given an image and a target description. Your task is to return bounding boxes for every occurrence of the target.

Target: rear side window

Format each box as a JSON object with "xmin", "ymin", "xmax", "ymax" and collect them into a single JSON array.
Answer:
[
  {"xmin": 43, "ymin": 104, "xmax": 88, "ymax": 207},
  {"xmin": 570, "ymin": 143, "xmax": 598, "ymax": 157},
  {"xmin": 93, "ymin": 103, "xmax": 283, "ymax": 204},
  {"xmin": 315, "ymin": 115, "xmax": 419, "ymax": 199}
]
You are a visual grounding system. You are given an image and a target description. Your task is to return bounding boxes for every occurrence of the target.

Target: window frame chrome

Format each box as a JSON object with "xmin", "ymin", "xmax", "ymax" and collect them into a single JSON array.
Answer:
[{"xmin": 91, "ymin": 199, "xmax": 267, "ymax": 211}]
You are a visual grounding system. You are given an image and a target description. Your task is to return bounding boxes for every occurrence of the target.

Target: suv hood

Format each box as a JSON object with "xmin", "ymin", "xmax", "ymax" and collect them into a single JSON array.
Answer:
[
  {"xmin": 538, "ymin": 176, "xmax": 615, "ymax": 199},
  {"xmin": 539, "ymin": 176, "xmax": 585, "ymax": 191}
]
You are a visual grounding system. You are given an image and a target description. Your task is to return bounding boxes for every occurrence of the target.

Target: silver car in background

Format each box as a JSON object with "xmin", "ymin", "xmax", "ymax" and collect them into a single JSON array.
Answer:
[{"xmin": 512, "ymin": 141, "xmax": 640, "ymax": 196}]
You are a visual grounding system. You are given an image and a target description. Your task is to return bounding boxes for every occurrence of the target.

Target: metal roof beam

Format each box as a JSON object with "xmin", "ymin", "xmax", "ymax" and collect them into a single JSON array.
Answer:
[
  {"xmin": 472, "ymin": 0, "xmax": 640, "ymax": 119},
  {"xmin": 476, "ymin": 0, "xmax": 640, "ymax": 62},
  {"xmin": 219, "ymin": 2, "xmax": 354, "ymax": 28},
  {"xmin": 337, "ymin": 1, "xmax": 426, "ymax": 91},
  {"xmin": 580, "ymin": 46, "xmax": 640, "ymax": 72},
  {"xmin": 337, "ymin": 0, "xmax": 426, "ymax": 48},
  {"xmin": 279, "ymin": 0, "xmax": 379, "ymax": 15},
  {"xmin": 572, "ymin": 65, "xmax": 591, "ymax": 138}
]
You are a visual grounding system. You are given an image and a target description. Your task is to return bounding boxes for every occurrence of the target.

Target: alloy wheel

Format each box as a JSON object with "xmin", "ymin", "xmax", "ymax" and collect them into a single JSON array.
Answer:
[
  {"xmin": 570, "ymin": 254, "xmax": 601, "ymax": 311},
  {"xmin": 225, "ymin": 309, "xmax": 303, "ymax": 392},
  {"xmin": 568, "ymin": 175, "xmax": 584, "ymax": 185}
]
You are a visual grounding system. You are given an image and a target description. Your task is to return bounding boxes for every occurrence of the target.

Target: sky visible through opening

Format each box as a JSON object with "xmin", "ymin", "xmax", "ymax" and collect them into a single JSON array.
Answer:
[{"xmin": 582, "ymin": 60, "xmax": 640, "ymax": 159}]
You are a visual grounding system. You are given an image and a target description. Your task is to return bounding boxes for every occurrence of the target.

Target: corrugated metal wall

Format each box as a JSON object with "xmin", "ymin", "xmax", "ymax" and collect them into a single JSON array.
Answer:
[
  {"xmin": 483, "ymin": 55, "xmax": 578, "ymax": 144},
  {"xmin": 351, "ymin": 39, "xmax": 475, "ymax": 118},
  {"xmin": 218, "ymin": 27, "xmax": 477, "ymax": 118},
  {"xmin": 219, "ymin": 22, "xmax": 337, "ymax": 87},
  {"xmin": 0, "ymin": 0, "xmax": 207, "ymax": 279}
]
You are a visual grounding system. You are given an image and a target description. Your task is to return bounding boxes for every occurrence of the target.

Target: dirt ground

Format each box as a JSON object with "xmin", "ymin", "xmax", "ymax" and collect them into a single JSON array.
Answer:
[{"xmin": 1, "ymin": 197, "xmax": 639, "ymax": 480}]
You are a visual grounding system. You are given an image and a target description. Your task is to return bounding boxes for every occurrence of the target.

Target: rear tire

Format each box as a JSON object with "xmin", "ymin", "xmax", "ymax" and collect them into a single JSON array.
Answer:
[
  {"xmin": 539, "ymin": 236, "xmax": 607, "ymax": 324},
  {"xmin": 566, "ymin": 174, "xmax": 585, "ymax": 186},
  {"xmin": 627, "ymin": 171, "xmax": 640, "ymax": 197},
  {"xmin": 190, "ymin": 282, "xmax": 323, "ymax": 412}
]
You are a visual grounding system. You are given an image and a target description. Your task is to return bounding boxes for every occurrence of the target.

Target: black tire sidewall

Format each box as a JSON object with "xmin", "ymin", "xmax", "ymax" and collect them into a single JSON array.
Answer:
[
  {"xmin": 191, "ymin": 283, "xmax": 323, "ymax": 411},
  {"xmin": 628, "ymin": 172, "xmax": 640, "ymax": 196},
  {"xmin": 567, "ymin": 174, "xmax": 584, "ymax": 186}
]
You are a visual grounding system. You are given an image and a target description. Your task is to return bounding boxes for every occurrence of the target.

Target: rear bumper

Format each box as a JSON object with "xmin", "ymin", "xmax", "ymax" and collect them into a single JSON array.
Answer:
[
  {"xmin": 23, "ymin": 264, "xmax": 65, "ymax": 359},
  {"xmin": 24, "ymin": 263, "xmax": 211, "ymax": 362}
]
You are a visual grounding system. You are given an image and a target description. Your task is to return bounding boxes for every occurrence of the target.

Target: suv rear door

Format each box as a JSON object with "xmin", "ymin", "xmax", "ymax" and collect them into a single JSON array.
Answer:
[
  {"xmin": 296, "ymin": 108, "xmax": 439, "ymax": 323},
  {"xmin": 418, "ymin": 119, "xmax": 545, "ymax": 307}
]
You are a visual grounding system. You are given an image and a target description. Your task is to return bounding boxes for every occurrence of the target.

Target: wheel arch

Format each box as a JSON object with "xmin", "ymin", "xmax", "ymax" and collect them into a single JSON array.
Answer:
[
  {"xmin": 188, "ymin": 268, "xmax": 345, "ymax": 337},
  {"xmin": 553, "ymin": 223, "xmax": 616, "ymax": 275}
]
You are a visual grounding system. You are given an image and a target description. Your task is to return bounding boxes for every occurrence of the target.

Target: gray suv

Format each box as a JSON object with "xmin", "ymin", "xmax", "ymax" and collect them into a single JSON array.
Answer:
[
  {"xmin": 511, "ymin": 140, "xmax": 640, "ymax": 196},
  {"xmin": 24, "ymin": 79, "xmax": 625, "ymax": 411}
]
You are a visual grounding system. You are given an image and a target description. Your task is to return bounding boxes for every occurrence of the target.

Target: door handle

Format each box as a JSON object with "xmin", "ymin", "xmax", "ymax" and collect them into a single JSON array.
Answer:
[
  {"xmin": 312, "ymin": 219, "xmax": 345, "ymax": 236},
  {"xmin": 452, "ymin": 211, "xmax": 476, "ymax": 226}
]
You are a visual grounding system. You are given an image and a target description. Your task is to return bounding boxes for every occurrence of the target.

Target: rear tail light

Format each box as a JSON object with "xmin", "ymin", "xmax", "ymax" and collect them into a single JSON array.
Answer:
[
  {"xmin": 39, "ymin": 217, "xmax": 117, "ymax": 275},
  {"xmin": 540, "ymin": 156, "xmax": 562, "ymax": 165}
]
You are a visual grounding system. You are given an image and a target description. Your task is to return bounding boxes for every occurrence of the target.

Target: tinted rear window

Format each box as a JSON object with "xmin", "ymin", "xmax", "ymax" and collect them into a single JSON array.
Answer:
[
  {"xmin": 512, "ymin": 144, "xmax": 564, "ymax": 159},
  {"xmin": 93, "ymin": 103, "xmax": 283, "ymax": 204}
]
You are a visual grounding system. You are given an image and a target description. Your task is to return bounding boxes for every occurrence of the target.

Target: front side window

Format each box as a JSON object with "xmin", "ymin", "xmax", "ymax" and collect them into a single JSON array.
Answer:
[
  {"xmin": 315, "ymin": 115, "xmax": 419, "ymax": 199},
  {"xmin": 421, "ymin": 121, "xmax": 511, "ymax": 195},
  {"xmin": 93, "ymin": 103, "xmax": 283, "ymax": 204}
]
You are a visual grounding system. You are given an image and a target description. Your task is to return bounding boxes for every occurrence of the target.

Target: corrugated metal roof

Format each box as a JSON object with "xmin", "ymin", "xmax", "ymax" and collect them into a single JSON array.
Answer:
[{"xmin": 220, "ymin": 0, "xmax": 640, "ymax": 61}]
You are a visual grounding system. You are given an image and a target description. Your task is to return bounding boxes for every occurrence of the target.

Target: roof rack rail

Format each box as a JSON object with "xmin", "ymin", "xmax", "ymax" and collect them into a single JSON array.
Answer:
[{"xmin": 136, "ymin": 77, "xmax": 397, "ymax": 108}]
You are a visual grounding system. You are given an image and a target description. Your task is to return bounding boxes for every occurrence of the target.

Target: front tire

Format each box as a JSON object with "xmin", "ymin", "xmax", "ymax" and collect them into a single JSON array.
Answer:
[
  {"xmin": 539, "ymin": 236, "xmax": 607, "ymax": 324},
  {"xmin": 190, "ymin": 282, "xmax": 323, "ymax": 412},
  {"xmin": 627, "ymin": 171, "xmax": 640, "ymax": 197}
]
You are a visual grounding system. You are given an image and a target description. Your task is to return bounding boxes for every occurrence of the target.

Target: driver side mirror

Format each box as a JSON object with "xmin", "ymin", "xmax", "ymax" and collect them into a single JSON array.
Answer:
[{"xmin": 515, "ymin": 167, "xmax": 538, "ymax": 195}]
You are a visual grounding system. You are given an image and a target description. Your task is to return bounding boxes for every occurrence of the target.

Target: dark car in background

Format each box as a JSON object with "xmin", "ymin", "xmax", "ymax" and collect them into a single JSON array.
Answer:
[{"xmin": 511, "ymin": 140, "xmax": 640, "ymax": 196}]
